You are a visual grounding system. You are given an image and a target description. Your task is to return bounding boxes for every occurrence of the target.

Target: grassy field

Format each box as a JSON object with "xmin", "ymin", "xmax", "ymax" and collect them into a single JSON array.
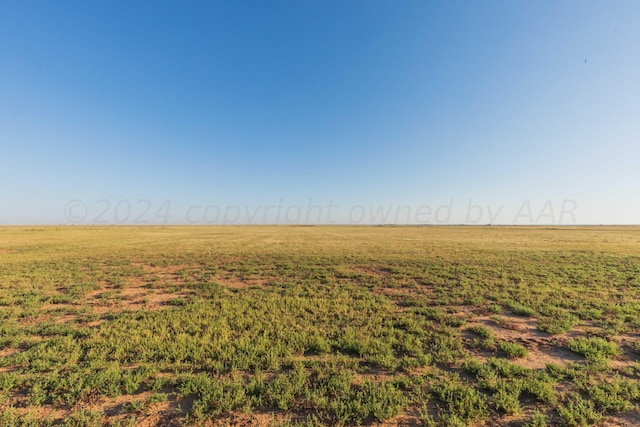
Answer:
[{"xmin": 1, "ymin": 226, "xmax": 640, "ymax": 426}]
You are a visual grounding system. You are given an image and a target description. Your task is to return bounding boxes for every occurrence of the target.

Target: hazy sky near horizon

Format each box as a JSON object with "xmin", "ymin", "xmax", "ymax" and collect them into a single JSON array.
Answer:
[{"xmin": 1, "ymin": 1, "xmax": 639, "ymax": 225}]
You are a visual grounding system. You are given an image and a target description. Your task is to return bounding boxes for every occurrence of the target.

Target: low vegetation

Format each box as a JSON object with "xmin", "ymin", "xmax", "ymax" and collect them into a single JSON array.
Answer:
[{"xmin": 1, "ymin": 225, "xmax": 640, "ymax": 425}]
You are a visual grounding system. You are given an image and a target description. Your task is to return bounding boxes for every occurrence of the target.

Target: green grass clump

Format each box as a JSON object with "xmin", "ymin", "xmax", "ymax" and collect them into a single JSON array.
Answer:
[
  {"xmin": 537, "ymin": 312, "xmax": 579, "ymax": 334},
  {"xmin": 329, "ymin": 381, "xmax": 405, "ymax": 424},
  {"xmin": 487, "ymin": 303, "xmax": 503, "ymax": 314},
  {"xmin": 468, "ymin": 325, "xmax": 497, "ymax": 350},
  {"xmin": 511, "ymin": 303, "xmax": 535, "ymax": 316},
  {"xmin": 556, "ymin": 394, "xmax": 602, "ymax": 426},
  {"xmin": 525, "ymin": 409, "xmax": 548, "ymax": 427},
  {"xmin": 580, "ymin": 377, "xmax": 638, "ymax": 412},
  {"xmin": 468, "ymin": 325, "xmax": 495, "ymax": 339},
  {"xmin": 433, "ymin": 376, "xmax": 489, "ymax": 425},
  {"xmin": 0, "ymin": 408, "xmax": 52, "ymax": 427},
  {"xmin": 63, "ymin": 408, "xmax": 104, "ymax": 427},
  {"xmin": 568, "ymin": 336, "xmax": 620, "ymax": 366},
  {"xmin": 497, "ymin": 341, "xmax": 528, "ymax": 358},
  {"xmin": 493, "ymin": 385, "xmax": 521, "ymax": 414}
]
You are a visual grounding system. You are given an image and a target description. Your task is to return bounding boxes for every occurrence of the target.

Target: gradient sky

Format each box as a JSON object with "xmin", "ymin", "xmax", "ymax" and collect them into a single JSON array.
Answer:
[{"xmin": 1, "ymin": 1, "xmax": 639, "ymax": 224}]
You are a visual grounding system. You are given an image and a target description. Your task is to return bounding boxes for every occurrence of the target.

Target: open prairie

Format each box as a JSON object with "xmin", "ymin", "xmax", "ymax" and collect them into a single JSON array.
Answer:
[{"xmin": 2, "ymin": 226, "xmax": 640, "ymax": 426}]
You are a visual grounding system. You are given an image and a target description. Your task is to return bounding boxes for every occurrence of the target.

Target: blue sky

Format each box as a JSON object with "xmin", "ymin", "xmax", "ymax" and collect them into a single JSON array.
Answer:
[{"xmin": 1, "ymin": 1, "xmax": 638, "ymax": 224}]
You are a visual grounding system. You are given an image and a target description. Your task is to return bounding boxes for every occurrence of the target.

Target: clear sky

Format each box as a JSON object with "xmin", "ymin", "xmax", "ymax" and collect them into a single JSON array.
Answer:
[{"xmin": 1, "ymin": 1, "xmax": 639, "ymax": 225}]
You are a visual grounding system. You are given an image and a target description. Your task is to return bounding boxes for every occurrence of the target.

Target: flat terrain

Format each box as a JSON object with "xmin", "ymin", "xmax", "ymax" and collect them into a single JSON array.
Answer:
[{"xmin": 1, "ymin": 226, "xmax": 640, "ymax": 426}]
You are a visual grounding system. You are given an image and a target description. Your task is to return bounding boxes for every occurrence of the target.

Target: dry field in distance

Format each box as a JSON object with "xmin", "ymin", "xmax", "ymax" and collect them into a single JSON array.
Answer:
[{"xmin": 1, "ymin": 226, "xmax": 640, "ymax": 426}]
